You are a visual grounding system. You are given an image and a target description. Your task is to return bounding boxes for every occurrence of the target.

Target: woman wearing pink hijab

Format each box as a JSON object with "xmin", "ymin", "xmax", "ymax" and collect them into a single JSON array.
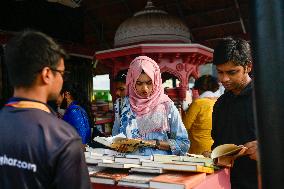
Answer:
[{"xmin": 112, "ymin": 56, "xmax": 189, "ymax": 155}]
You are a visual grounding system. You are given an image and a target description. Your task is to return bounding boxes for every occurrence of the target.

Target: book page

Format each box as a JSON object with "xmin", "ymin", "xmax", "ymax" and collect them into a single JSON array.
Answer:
[{"xmin": 211, "ymin": 144, "xmax": 246, "ymax": 159}]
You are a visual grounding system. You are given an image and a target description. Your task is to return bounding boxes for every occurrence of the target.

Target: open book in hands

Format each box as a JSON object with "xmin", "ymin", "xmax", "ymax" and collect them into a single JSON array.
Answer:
[
  {"xmin": 93, "ymin": 133, "xmax": 156, "ymax": 153},
  {"xmin": 210, "ymin": 144, "xmax": 248, "ymax": 168}
]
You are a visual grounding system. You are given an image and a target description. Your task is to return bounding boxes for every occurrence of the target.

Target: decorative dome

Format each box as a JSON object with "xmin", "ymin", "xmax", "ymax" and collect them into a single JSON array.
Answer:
[{"xmin": 114, "ymin": 1, "xmax": 191, "ymax": 47}]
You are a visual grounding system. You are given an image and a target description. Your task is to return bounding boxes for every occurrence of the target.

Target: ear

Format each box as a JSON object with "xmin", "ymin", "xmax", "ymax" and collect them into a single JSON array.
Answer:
[
  {"xmin": 245, "ymin": 63, "xmax": 252, "ymax": 74},
  {"xmin": 41, "ymin": 67, "xmax": 52, "ymax": 84}
]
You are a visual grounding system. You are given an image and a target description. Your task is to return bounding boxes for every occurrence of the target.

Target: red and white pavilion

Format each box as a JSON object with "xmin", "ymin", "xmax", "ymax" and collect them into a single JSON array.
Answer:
[{"xmin": 95, "ymin": 1, "xmax": 213, "ymax": 103}]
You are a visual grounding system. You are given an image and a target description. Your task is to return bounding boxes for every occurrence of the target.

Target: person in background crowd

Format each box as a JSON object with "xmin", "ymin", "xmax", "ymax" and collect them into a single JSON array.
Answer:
[
  {"xmin": 113, "ymin": 69, "xmax": 128, "ymax": 118},
  {"xmin": 183, "ymin": 75, "xmax": 219, "ymax": 154},
  {"xmin": 0, "ymin": 30, "xmax": 90, "ymax": 188},
  {"xmin": 114, "ymin": 69, "xmax": 128, "ymax": 99},
  {"xmin": 112, "ymin": 56, "xmax": 189, "ymax": 155},
  {"xmin": 60, "ymin": 82, "xmax": 105, "ymax": 149},
  {"xmin": 211, "ymin": 37, "xmax": 258, "ymax": 189},
  {"xmin": 61, "ymin": 82, "xmax": 93, "ymax": 145}
]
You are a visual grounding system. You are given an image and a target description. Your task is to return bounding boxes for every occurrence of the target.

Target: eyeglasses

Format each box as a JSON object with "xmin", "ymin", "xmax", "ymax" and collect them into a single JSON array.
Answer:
[{"xmin": 50, "ymin": 68, "xmax": 70, "ymax": 80}]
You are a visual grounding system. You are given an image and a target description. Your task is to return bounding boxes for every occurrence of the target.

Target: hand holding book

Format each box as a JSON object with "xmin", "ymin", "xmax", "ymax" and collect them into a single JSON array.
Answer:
[
  {"xmin": 203, "ymin": 144, "xmax": 248, "ymax": 167},
  {"xmin": 113, "ymin": 139, "xmax": 156, "ymax": 153},
  {"xmin": 243, "ymin": 140, "xmax": 258, "ymax": 160},
  {"xmin": 93, "ymin": 134, "xmax": 163, "ymax": 153}
]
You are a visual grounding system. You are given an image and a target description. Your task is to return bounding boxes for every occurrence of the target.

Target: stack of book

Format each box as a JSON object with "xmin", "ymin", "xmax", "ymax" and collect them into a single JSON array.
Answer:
[
  {"xmin": 85, "ymin": 148, "xmax": 124, "ymax": 165},
  {"xmin": 140, "ymin": 154, "xmax": 214, "ymax": 174},
  {"xmin": 87, "ymin": 144, "xmax": 239, "ymax": 188}
]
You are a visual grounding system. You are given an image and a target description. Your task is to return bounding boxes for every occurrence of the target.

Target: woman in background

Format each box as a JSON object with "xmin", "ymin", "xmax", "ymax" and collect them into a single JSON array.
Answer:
[
  {"xmin": 112, "ymin": 56, "xmax": 189, "ymax": 156},
  {"xmin": 61, "ymin": 82, "xmax": 93, "ymax": 145},
  {"xmin": 183, "ymin": 75, "xmax": 220, "ymax": 154}
]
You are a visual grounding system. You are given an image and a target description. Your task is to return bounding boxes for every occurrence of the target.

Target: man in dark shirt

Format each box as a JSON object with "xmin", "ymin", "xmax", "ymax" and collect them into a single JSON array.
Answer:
[
  {"xmin": 0, "ymin": 30, "xmax": 91, "ymax": 188},
  {"xmin": 114, "ymin": 69, "xmax": 128, "ymax": 99},
  {"xmin": 212, "ymin": 38, "xmax": 258, "ymax": 189}
]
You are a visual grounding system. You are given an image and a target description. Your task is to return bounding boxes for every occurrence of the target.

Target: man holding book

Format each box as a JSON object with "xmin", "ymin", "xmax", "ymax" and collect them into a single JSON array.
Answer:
[{"xmin": 211, "ymin": 38, "xmax": 258, "ymax": 189}]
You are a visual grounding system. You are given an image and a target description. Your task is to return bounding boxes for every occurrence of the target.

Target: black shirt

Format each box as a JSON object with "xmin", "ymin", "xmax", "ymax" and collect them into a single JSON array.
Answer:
[
  {"xmin": 212, "ymin": 82, "xmax": 258, "ymax": 189},
  {"xmin": 0, "ymin": 98, "xmax": 91, "ymax": 189}
]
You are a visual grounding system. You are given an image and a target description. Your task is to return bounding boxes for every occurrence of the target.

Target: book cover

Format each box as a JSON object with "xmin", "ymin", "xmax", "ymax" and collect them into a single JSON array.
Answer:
[
  {"xmin": 120, "ymin": 173, "xmax": 159, "ymax": 184},
  {"xmin": 91, "ymin": 168, "xmax": 129, "ymax": 185},
  {"xmin": 149, "ymin": 172, "xmax": 206, "ymax": 189},
  {"xmin": 211, "ymin": 144, "xmax": 248, "ymax": 167},
  {"xmin": 211, "ymin": 144, "xmax": 247, "ymax": 159},
  {"xmin": 93, "ymin": 133, "xmax": 147, "ymax": 153},
  {"xmin": 93, "ymin": 133, "xmax": 127, "ymax": 147}
]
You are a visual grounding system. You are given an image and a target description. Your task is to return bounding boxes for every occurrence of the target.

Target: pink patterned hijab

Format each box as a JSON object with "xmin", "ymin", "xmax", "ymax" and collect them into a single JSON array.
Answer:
[{"xmin": 126, "ymin": 56, "xmax": 171, "ymax": 117}]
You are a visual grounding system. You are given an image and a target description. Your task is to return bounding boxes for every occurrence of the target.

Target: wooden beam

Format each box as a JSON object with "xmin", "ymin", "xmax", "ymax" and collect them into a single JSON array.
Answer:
[
  {"xmin": 234, "ymin": 0, "xmax": 247, "ymax": 34},
  {"xmin": 191, "ymin": 20, "xmax": 248, "ymax": 32}
]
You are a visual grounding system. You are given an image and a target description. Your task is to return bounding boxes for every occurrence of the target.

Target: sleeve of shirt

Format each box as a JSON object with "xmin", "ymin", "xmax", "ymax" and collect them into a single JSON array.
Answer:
[
  {"xmin": 112, "ymin": 99, "xmax": 120, "ymax": 136},
  {"xmin": 167, "ymin": 103, "xmax": 190, "ymax": 155},
  {"xmin": 183, "ymin": 101, "xmax": 200, "ymax": 130},
  {"xmin": 65, "ymin": 108, "xmax": 91, "ymax": 144},
  {"xmin": 53, "ymin": 140, "xmax": 91, "ymax": 189}
]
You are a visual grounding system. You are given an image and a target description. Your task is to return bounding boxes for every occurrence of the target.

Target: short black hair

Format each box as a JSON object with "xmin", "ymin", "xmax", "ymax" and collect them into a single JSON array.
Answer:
[
  {"xmin": 114, "ymin": 69, "xmax": 128, "ymax": 83},
  {"xmin": 193, "ymin": 75, "xmax": 219, "ymax": 92},
  {"xmin": 213, "ymin": 37, "xmax": 252, "ymax": 67},
  {"xmin": 4, "ymin": 30, "xmax": 67, "ymax": 88}
]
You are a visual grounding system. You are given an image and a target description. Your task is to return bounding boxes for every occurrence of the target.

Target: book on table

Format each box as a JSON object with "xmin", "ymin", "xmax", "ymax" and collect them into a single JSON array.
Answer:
[
  {"xmin": 98, "ymin": 162, "xmax": 141, "ymax": 169},
  {"xmin": 211, "ymin": 144, "xmax": 248, "ymax": 167},
  {"xmin": 93, "ymin": 133, "xmax": 150, "ymax": 153},
  {"xmin": 85, "ymin": 147, "xmax": 124, "ymax": 156},
  {"xmin": 118, "ymin": 181, "xmax": 149, "ymax": 188},
  {"xmin": 114, "ymin": 155, "xmax": 153, "ymax": 165},
  {"xmin": 141, "ymin": 161, "xmax": 214, "ymax": 174},
  {"xmin": 117, "ymin": 173, "xmax": 159, "ymax": 188},
  {"xmin": 181, "ymin": 154, "xmax": 213, "ymax": 166},
  {"xmin": 153, "ymin": 154, "xmax": 214, "ymax": 168},
  {"xmin": 88, "ymin": 165, "xmax": 106, "ymax": 176},
  {"xmin": 130, "ymin": 166, "xmax": 165, "ymax": 174},
  {"xmin": 90, "ymin": 168, "xmax": 129, "ymax": 185},
  {"xmin": 149, "ymin": 172, "xmax": 206, "ymax": 189}
]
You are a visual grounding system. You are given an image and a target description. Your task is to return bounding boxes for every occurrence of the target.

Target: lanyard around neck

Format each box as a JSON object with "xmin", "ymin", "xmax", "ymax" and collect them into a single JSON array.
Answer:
[{"xmin": 5, "ymin": 100, "xmax": 51, "ymax": 113}]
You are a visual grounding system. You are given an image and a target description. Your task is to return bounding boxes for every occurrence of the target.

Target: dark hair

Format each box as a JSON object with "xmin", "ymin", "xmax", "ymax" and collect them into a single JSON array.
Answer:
[
  {"xmin": 193, "ymin": 75, "xmax": 219, "ymax": 93},
  {"xmin": 213, "ymin": 37, "xmax": 252, "ymax": 67},
  {"xmin": 114, "ymin": 69, "xmax": 128, "ymax": 83},
  {"xmin": 4, "ymin": 30, "xmax": 67, "ymax": 87},
  {"xmin": 62, "ymin": 82, "xmax": 94, "ymax": 126}
]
